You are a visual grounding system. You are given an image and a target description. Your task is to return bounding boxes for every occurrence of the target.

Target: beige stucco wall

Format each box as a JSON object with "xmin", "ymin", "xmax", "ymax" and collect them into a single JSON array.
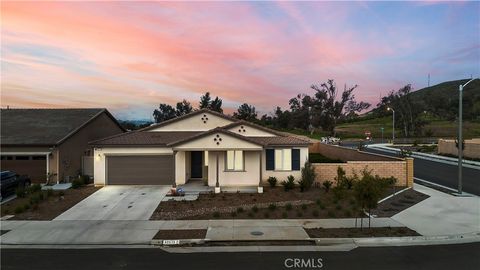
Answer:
[
  {"xmin": 173, "ymin": 132, "xmax": 262, "ymax": 151},
  {"xmin": 261, "ymin": 147, "xmax": 309, "ymax": 184},
  {"xmin": 150, "ymin": 112, "xmax": 235, "ymax": 132},
  {"xmin": 438, "ymin": 138, "xmax": 480, "ymax": 159},
  {"xmin": 227, "ymin": 125, "xmax": 276, "ymax": 137},
  {"xmin": 93, "ymin": 147, "xmax": 173, "ymax": 185},
  {"xmin": 207, "ymin": 150, "xmax": 261, "ymax": 187}
]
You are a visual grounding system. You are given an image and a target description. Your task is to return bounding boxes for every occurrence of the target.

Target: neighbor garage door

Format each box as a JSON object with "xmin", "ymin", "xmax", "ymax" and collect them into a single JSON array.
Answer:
[{"xmin": 107, "ymin": 155, "xmax": 173, "ymax": 185}]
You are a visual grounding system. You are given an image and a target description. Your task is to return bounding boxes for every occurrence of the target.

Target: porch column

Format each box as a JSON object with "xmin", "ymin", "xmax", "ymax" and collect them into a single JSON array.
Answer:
[
  {"xmin": 215, "ymin": 152, "xmax": 220, "ymax": 193},
  {"xmin": 258, "ymin": 150, "xmax": 263, "ymax": 193},
  {"xmin": 172, "ymin": 150, "xmax": 177, "ymax": 188}
]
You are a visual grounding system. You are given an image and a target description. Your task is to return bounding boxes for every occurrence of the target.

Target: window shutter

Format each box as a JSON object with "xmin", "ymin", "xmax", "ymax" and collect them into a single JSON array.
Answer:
[
  {"xmin": 292, "ymin": 149, "xmax": 300, "ymax": 170},
  {"xmin": 266, "ymin": 149, "xmax": 274, "ymax": 170}
]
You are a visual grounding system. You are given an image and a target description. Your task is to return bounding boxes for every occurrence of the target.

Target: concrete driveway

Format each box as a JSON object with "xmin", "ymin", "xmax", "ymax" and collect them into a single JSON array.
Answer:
[{"xmin": 54, "ymin": 186, "xmax": 169, "ymax": 221}]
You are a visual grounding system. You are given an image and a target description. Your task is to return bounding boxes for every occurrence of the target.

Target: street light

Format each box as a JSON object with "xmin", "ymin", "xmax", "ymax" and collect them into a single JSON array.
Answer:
[
  {"xmin": 387, "ymin": 107, "xmax": 395, "ymax": 144},
  {"xmin": 457, "ymin": 78, "xmax": 477, "ymax": 194}
]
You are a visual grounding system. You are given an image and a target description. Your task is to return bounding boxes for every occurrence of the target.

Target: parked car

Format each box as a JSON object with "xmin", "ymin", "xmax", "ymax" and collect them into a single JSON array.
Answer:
[{"xmin": 0, "ymin": 171, "xmax": 31, "ymax": 200}]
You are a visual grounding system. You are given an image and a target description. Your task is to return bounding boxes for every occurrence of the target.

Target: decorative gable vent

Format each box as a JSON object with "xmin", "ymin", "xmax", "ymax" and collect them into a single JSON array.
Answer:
[
  {"xmin": 201, "ymin": 114, "xmax": 209, "ymax": 124},
  {"xmin": 238, "ymin": 125, "xmax": 246, "ymax": 133},
  {"xmin": 213, "ymin": 134, "xmax": 222, "ymax": 145}
]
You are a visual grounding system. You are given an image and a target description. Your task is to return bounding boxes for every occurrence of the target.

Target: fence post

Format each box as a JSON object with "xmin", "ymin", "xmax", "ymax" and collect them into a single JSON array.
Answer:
[{"xmin": 406, "ymin": 157, "xmax": 414, "ymax": 187}]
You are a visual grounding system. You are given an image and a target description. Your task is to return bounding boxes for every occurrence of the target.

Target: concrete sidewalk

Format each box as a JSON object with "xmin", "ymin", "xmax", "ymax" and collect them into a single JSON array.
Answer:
[
  {"xmin": 392, "ymin": 184, "xmax": 480, "ymax": 236},
  {"xmin": 0, "ymin": 218, "xmax": 403, "ymax": 245}
]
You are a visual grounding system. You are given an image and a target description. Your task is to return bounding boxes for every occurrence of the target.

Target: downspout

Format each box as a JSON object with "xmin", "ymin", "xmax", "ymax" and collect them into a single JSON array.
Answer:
[{"xmin": 258, "ymin": 150, "xmax": 263, "ymax": 193}]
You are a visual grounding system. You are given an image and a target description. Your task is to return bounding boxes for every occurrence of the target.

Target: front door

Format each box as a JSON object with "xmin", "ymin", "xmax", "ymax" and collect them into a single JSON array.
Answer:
[{"xmin": 190, "ymin": 151, "xmax": 203, "ymax": 179}]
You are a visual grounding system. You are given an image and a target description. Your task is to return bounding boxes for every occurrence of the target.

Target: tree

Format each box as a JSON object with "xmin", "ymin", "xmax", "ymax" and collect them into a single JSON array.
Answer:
[
  {"xmin": 299, "ymin": 161, "xmax": 316, "ymax": 192},
  {"xmin": 175, "ymin": 99, "xmax": 193, "ymax": 116},
  {"xmin": 199, "ymin": 92, "xmax": 223, "ymax": 113},
  {"xmin": 210, "ymin": 97, "xmax": 223, "ymax": 113},
  {"xmin": 353, "ymin": 168, "xmax": 385, "ymax": 229},
  {"xmin": 153, "ymin": 103, "xmax": 176, "ymax": 123},
  {"xmin": 199, "ymin": 92, "xmax": 211, "ymax": 109},
  {"xmin": 234, "ymin": 103, "xmax": 258, "ymax": 121}
]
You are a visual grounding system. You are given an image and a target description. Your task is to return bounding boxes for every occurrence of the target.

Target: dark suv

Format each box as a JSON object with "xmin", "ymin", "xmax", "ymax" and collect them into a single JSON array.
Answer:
[{"xmin": 0, "ymin": 171, "xmax": 31, "ymax": 200}]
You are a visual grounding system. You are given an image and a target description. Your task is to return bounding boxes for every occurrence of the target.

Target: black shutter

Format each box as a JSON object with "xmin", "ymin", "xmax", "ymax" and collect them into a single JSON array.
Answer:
[
  {"xmin": 266, "ymin": 149, "xmax": 274, "ymax": 170},
  {"xmin": 292, "ymin": 149, "xmax": 300, "ymax": 170}
]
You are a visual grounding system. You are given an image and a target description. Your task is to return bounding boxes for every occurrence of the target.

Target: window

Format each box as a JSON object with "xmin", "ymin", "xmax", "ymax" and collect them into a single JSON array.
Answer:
[
  {"xmin": 226, "ymin": 150, "xmax": 244, "ymax": 171},
  {"xmin": 15, "ymin": 156, "xmax": 30, "ymax": 160},
  {"xmin": 0, "ymin": 156, "xmax": 13, "ymax": 160},
  {"xmin": 274, "ymin": 149, "xmax": 292, "ymax": 171},
  {"xmin": 32, "ymin": 156, "xmax": 46, "ymax": 160}
]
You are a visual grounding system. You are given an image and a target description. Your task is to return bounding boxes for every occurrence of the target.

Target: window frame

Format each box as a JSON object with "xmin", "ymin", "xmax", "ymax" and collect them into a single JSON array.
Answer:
[
  {"xmin": 274, "ymin": 149, "xmax": 292, "ymax": 171},
  {"xmin": 224, "ymin": 150, "xmax": 245, "ymax": 172}
]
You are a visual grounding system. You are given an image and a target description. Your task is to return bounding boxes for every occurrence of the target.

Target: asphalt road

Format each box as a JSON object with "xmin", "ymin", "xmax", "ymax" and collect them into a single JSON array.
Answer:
[
  {"xmin": 362, "ymin": 147, "xmax": 480, "ymax": 196},
  {"xmin": 2, "ymin": 243, "xmax": 479, "ymax": 270}
]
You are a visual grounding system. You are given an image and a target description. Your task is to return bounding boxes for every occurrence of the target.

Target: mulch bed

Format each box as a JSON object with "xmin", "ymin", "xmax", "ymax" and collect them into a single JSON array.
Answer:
[
  {"xmin": 153, "ymin": 229, "xmax": 207, "ymax": 240},
  {"xmin": 151, "ymin": 187, "xmax": 364, "ymax": 220},
  {"xmin": 305, "ymin": 227, "xmax": 420, "ymax": 238},
  {"xmin": 371, "ymin": 188, "xmax": 429, "ymax": 217},
  {"xmin": 1, "ymin": 185, "xmax": 100, "ymax": 220}
]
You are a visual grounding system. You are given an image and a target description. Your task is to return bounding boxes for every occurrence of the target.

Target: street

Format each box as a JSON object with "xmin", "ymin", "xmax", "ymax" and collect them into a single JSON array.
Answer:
[
  {"xmin": 363, "ymin": 147, "xmax": 480, "ymax": 196},
  {"xmin": 2, "ymin": 243, "xmax": 479, "ymax": 270}
]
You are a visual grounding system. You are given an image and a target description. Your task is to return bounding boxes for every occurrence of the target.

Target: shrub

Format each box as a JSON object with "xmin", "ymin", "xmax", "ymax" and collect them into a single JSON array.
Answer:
[
  {"xmin": 27, "ymin": 184, "xmax": 41, "ymax": 194},
  {"xmin": 296, "ymin": 211, "xmax": 303, "ymax": 217},
  {"xmin": 282, "ymin": 212, "xmax": 288, "ymax": 218},
  {"xmin": 299, "ymin": 162, "xmax": 316, "ymax": 192},
  {"xmin": 268, "ymin": 203, "xmax": 276, "ymax": 211},
  {"xmin": 327, "ymin": 210, "xmax": 335, "ymax": 218},
  {"xmin": 267, "ymin": 176, "xmax": 277, "ymax": 187},
  {"xmin": 71, "ymin": 178, "xmax": 84, "ymax": 189},
  {"xmin": 212, "ymin": 211, "xmax": 220, "ymax": 218},
  {"xmin": 14, "ymin": 206, "xmax": 24, "ymax": 214},
  {"xmin": 237, "ymin": 207, "xmax": 244, "ymax": 213},
  {"xmin": 301, "ymin": 204, "xmax": 307, "ymax": 210},
  {"xmin": 15, "ymin": 187, "xmax": 26, "ymax": 198},
  {"xmin": 30, "ymin": 195, "xmax": 40, "ymax": 205},
  {"xmin": 247, "ymin": 212, "xmax": 254, "ymax": 218},
  {"xmin": 322, "ymin": 181, "xmax": 333, "ymax": 193},
  {"xmin": 264, "ymin": 212, "xmax": 270, "ymax": 218},
  {"xmin": 281, "ymin": 175, "xmax": 295, "ymax": 191},
  {"xmin": 23, "ymin": 203, "xmax": 30, "ymax": 211},
  {"xmin": 312, "ymin": 210, "xmax": 319, "ymax": 217},
  {"xmin": 252, "ymin": 205, "xmax": 259, "ymax": 213},
  {"xmin": 285, "ymin": 203, "xmax": 293, "ymax": 211},
  {"xmin": 335, "ymin": 204, "xmax": 342, "ymax": 210},
  {"xmin": 332, "ymin": 186, "xmax": 345, "ymax": 201}
]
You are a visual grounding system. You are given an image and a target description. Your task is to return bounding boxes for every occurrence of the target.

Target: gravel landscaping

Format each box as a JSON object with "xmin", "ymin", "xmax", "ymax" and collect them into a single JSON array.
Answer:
[
  {"xmin": 153, "ymin": 229, "xmax": 207, "ymax": 240},
  {"xmin": 305, "ymin": 227, "xmax": 420, "ymax": 238},
  {"xmin": 372, "ymin": 188, "xmax": 429, "ymax": 217}
]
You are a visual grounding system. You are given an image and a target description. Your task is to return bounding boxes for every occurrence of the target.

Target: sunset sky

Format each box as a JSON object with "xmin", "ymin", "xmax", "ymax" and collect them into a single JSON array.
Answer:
[{"xmin": 1, "ymin": 1, "xmax": 479, "ymax": 120}]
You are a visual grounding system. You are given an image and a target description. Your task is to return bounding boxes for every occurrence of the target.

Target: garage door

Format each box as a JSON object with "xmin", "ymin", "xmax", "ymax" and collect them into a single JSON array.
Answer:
[{"xmin": 107, "ymin": 155, "xmax": 173, "ymax": 185}]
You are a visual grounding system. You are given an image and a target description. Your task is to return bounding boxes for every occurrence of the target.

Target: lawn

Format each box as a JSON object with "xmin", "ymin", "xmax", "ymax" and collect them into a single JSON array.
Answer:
[
  {"xmin": 150, "ymin": 184, "xmax": 421, "ymax": 220},
  {"xmin": 1, "ymin": 184, "xmax": 100, "ymax": 220}
]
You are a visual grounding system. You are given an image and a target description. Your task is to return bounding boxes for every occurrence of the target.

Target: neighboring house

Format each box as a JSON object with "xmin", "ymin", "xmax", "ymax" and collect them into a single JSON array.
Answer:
[
  {"xmin": 1, "ymin": 108, "xmax": 125, "ymax": 183},
  {"xmin": 91, "ymin": 109, "xmax": 310, "ymax": 192}
]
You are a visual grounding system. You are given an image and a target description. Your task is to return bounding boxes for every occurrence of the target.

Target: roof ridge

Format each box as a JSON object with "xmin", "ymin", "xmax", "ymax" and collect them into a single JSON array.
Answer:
[
  {"xmin": 167, "ymin": 126, "xmax": 265, "ymax": 147},
  {"xmin": 220, "ymin": 120, "xmax": 285, "ymax": 136}
]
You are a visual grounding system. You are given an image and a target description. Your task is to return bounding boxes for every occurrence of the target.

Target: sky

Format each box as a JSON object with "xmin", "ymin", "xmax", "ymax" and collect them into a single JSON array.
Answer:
[{"xmin": 1, "ymin": 1, "xmax": 479, "ymax": 120}]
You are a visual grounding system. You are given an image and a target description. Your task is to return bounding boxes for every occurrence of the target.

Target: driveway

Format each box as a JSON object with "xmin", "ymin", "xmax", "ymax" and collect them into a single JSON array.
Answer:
[{"xmin": 54, "ymin": 186, "xmax": 169, "ymax": 221}]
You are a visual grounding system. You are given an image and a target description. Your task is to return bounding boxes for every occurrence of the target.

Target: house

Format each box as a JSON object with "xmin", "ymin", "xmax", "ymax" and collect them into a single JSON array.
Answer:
[
  {"xmin": 90, "ymin": 109, "xmax": 310, "ymax": 193},
  {"xmin": 0, "ymin": 108, "xmax": 125, "ymax": 183}
]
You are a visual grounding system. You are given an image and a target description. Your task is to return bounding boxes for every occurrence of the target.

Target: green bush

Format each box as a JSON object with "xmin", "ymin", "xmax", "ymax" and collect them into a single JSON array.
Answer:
[
  {"xmin": 231, "ymin": 211, "xmax": 237, "ymax": 217},
  {"xmin": 299, "ymin": 162, "xmax": 316, "ymax": 192},
  {"xmin": 281, "ymin": 175, "xmax": 296, "ymax": 191},
  {"xmin": 327, "ymin": 210, "xmax": 335, "ymax": 218},
  {"xmin": 296, "ymin": 211, "xmax": 303, "ymax": 217},
  {"xmin": 301, "ymin": 204, "xmax": 307, "ymax": 210},
  {"xmin": 14, "ymin": 206, "xmax": 24, "ymax": 214},
  {"xmin": 237, "ymin": 207, "xmax": 244, "ymax": 213},
  {"xmin": 267, "ymin": 176, "xmax": 277, "ymax": 187},
  {"xmin": 282, "ymin": 212, "xmax": 288, "ymax": 218},
  {"xmin": 212, "ymin": 211, "xmax": 220, "ymax": 218},
  {"xmin": 15, "ymin": 187, "xmax": 26, "ymax": 198},
  {"xmin": 28, "ymin": 184, "xmax": 41, "ymax": 194},
  {"xmin": 71, "ymin": 178, "xmax": 84, "ymax": 189},
  {"xmin": 285, "ymin": 203, "xmax": 293, "ymax": 211},
  {"xmin": 268, "ymin": 203, "xmax": 276, "ymax": 211},
  {"xmin": 322, "ymin": 181, "xmax": 333, "ymax": 193},
  {"xmin": 312, "ymin": 210, "xmax": 319, "ymax": 217},
  {"xmin": 252, "ymin": 205, "xmax": 259, "ymax": 213}
]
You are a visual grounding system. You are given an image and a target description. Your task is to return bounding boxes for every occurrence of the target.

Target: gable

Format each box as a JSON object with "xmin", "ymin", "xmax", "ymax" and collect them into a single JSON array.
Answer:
[
  {"xmin": 172, "ymin": 132, "xmax": 262, "ymax": 150},
  {"xmin": 149, "ymin": 112, "xmax": 235, "ymax": 132},
  {"xmin": 227, "ymin": 124, "xmax": 276, "ymax": 137}
]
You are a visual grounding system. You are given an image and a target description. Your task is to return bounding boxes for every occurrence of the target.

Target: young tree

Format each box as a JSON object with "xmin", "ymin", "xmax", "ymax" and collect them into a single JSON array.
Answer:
[
  {"xmin": 153, "ymin": 103, "xmax": 176, "ymax": 123},
  {"xmin": 175, "ymin": 99, "xmax": 193, "ymax": 116},
  {"xmin": 353, "ymin": 169, "xmax": 384, "ymax": 229},
  {"xmin": 234, "ymin": 103, "xmax": 258, "ymax": 121}
]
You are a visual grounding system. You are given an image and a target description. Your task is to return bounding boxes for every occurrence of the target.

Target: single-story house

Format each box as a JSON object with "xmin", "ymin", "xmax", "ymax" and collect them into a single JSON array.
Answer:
[
  {"xmin": 1, "ymin": 108, "xmax": 125, "ymax": 183},
  {"xmin": 90, "ymin": 109, "xmax": 310, "ymax": 192}
]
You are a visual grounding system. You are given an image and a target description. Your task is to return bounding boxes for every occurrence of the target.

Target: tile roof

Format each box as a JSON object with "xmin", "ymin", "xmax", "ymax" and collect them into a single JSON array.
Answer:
[
  {"xmin": 90, "ymin": 131, "xmax": 202, "ymax": 146},
  {"xmin": 1, "ymin": 108, "xmax": 121, "ymax": 145}
]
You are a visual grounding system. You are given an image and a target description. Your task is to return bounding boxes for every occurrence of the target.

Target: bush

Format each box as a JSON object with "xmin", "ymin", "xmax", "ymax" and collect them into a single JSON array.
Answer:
[
  {"xmin": 322, "ymin": 181, "xmax": 333, "ymax": 193},
  {"xmin": 27, "ymin": 184, "xmax": 41, "ymax": 194},
  {"xmin": 15, "ymin": 187, "xmax": 26, "ymax": 198},
  {"xmin": 264, "ymin": 212, "xmax": 270, "ymax": 218},
  {"xmin": 29, "ymin": 195, "xmax": 40, "ymax": 205},
  {"xmin": 14, "ymin": 206, "xmax": 24, "ymax": 214},
  {"xmin": 327, "ymin": 210, "xmax": 335, "ymax": 217},
  {"xmin": 335, "ymin": 167, "xmax": 355, "ymax": 190},
  {"xmin": 231, "ymin": 211, "xmax": 237, "ymax": 217},
  {"xmin": 281, "ymin": 175, "xmax": 295, "ymax": 191},
  {"xmin": 252, "ymin": 205, "xmax": 259, "ymax": 213},
  {"xmin": 268, "ymin": 203, "xmax": 276, "ymax": 211},
  {"xmin": 71, "ymin": 178, "xmax": 84, "ymax": 189},
  {"xmin": 237, "ymin": 207, "xmax": 244, "ymax": 213},
  {"xmin": 299, "ymin": 162, "xmax": 316, "ymax": 192},
  {"xmin": 332, "ymin": 186, "xmax": 345, "ymax": 201},
  {"xmin": 267, "ymin": 176, "xmax": 277, "ymax": 187},
  {"xmin": 312, "ymin": 210, "xmax": 319, "ymax": 217},
  {"xmin": 301, "ymin": 204, "xmax": 307, "ymax": 210},
  {"xmin": 212, "ymin": 211, "xmax": 220, "ymax": 218},
  {"xmin": 285, "ymin": 203, "xmax": 293, "ymax": 211}
]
